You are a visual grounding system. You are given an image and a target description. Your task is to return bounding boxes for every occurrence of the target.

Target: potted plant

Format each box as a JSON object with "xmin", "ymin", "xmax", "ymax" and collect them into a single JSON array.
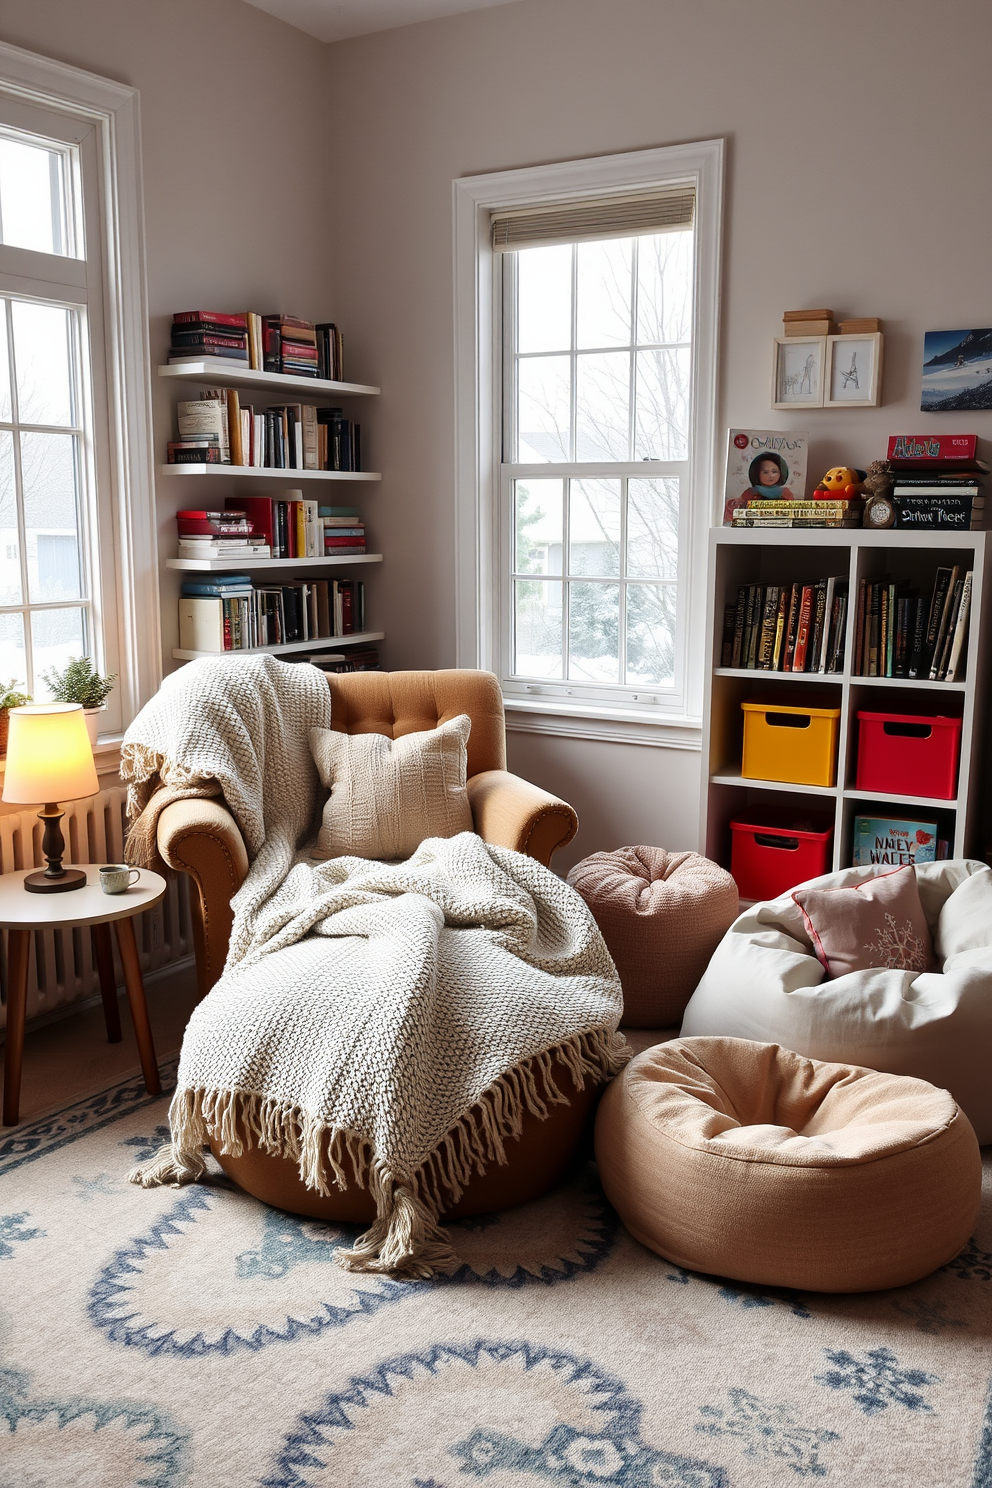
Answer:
[
  {"xmin": 0, "ymin": 680, "xmax": 31, "ymax": 758},
  {"xmin": 42, "ymin": 657, "xmax": 117, "ymax": 747}
]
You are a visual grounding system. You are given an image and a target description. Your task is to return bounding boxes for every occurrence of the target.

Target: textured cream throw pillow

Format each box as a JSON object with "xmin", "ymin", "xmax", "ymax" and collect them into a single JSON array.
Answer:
[{"xmin": 310, "ymin": 713, "xmax": 474, "ymax": 860}]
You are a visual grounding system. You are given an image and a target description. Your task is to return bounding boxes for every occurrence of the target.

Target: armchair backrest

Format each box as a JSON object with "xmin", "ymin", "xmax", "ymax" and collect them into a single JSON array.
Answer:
[{"xmin": 325, "ymin": 669, "xmax": 507, "ymax": 778}]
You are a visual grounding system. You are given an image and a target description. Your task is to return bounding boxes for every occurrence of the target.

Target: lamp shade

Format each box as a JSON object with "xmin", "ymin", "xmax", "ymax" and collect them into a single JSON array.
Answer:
[{"xmin": 1, "ymin": 703, "xmax": 99, "ymax": 804}]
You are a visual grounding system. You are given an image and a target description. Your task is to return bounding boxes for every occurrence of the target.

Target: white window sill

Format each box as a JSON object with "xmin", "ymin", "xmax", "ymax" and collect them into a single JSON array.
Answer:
[{"xmin": 503, "ymin": 696, "xmax": 702, "ymax": 749}]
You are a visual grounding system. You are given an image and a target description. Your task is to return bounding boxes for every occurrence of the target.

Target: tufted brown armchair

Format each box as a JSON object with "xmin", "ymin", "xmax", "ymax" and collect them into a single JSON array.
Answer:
[{"xmin": 156, "ymin": 668, "xmax": 578, "ymax": 998}]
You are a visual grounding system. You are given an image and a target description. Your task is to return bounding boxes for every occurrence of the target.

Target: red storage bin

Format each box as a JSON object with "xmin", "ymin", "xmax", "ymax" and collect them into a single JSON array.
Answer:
[
  {"xmin": 730, "ymin": 807, "xmax": 834, "ymax": 901},
  {"xmin": 855, "ymin": 711, "xmax": 962, "ymax": 800}
]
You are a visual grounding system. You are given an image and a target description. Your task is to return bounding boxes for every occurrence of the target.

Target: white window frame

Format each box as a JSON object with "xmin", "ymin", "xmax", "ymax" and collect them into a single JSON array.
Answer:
[
  {"xmin": 0, "ymin": 41, "xmax": 158, "ymax": 743},
  {"xmin": 453, "ymin": 140, "xmax": 723, "ymax": 748}
]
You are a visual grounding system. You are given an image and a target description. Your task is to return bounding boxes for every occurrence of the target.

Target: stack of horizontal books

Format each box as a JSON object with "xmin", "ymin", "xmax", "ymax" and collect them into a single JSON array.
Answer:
[
  {"xmin": 731, "ymin": 498, "xmax": 862, "ymax": 529},
  {"xmin": 175, "ymin": 509, "xmax": 270, "ymax": 561},
  {"xmin": 887, "ymin": 435, "xmax": 987, "ymax": 530},
  {"xmin": 263, "ymin": 316, "xmax": 318, "ymax": 378},
  {"xmin": 169, "ymin": 312, "xmax": 249, "ymax": 366}
]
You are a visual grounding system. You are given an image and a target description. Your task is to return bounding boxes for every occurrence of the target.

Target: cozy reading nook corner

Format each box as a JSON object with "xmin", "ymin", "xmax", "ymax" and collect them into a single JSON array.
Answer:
[{"xmin": 2, "ymin": 2, "xmax": 992, "ymax": 1485}]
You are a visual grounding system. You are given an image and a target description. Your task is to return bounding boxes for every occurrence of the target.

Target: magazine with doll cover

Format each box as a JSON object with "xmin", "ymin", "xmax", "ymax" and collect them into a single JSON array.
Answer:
[{"xmin": 724, "ymin": 429, "xmax": 809, "ymax": 525}]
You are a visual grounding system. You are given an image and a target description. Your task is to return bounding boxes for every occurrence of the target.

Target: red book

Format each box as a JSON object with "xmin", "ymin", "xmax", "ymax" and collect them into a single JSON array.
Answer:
[
  {"xmin": 887, "ymin": 434, "xmax": 985, "ymax": 466},
  {"xmin": 173, "ymin": 310, "xmax": 248, "ymax": 328},
  {"xmin": 323, "ymin": 536, "xmax": 366, "ymax": 547},
  {"xmin": 340, "ymin": 582, "xmax": 354, "ymax": 634},
  {"xmin": 226, "ymin": 496, "xmax": 274, "ymax": 547},
  {"xmin": 792, "ymin": 585, "xmax": 814, "ymax": 671}
]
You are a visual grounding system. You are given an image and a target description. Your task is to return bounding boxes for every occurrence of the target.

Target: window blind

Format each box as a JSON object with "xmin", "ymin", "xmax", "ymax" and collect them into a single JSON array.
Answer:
[{"xmin": 490, "ymin": 185, "xmax": 694, "ymax": 252}]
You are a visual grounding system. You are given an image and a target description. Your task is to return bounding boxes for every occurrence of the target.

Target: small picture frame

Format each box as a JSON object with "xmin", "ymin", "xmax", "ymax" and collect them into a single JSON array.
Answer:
[
  {"xmin": 824, "ymin": 332, "xmax": 883, "ymax": 408},
  {"xmin": 772, "ymin": 337, "xmax": 825, "ymax": 409}
]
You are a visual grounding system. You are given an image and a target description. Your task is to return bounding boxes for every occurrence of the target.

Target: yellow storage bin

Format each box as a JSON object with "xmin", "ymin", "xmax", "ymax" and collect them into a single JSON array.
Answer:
[{"xmin": 741, "ymin": 693, "xmax": 841, "ymax": 787}]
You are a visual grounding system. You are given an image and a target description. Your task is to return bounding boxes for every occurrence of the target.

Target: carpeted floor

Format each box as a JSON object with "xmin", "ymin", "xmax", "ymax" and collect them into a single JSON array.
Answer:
[{"xmin": 1, "ymin": 1063, "xmax": 990, "ymax": 1487}]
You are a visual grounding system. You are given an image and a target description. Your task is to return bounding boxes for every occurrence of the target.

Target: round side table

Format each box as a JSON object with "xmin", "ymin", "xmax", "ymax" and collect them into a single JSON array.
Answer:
[{"xmin": 0, "ymin": 865, "xmax": 167, "ymax": 1127}]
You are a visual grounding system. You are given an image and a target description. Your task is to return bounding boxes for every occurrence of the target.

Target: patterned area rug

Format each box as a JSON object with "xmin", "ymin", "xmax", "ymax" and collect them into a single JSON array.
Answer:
[{"xmin": 1, "ymin": 1063, "xmax": 990, "ymax": 1487}]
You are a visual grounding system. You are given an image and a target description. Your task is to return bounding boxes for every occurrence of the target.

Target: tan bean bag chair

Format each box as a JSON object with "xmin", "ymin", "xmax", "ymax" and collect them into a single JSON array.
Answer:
[
  {"xmin": 681, "ymin": 859, "xmax": 992, "ymax": 1142},
  {"xmin": 567, "ymin": 848, "xmax": 738, "ymax": 1027},
  {"xmin": 595, "ymin": 1037, "xmax": 981, "ymax": 1292}
]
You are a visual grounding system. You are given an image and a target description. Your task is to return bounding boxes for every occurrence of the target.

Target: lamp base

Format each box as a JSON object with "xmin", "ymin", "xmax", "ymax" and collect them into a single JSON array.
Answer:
[{"xmin": 24, "ymin": 867, "xmax": 87, "ymax": 894}]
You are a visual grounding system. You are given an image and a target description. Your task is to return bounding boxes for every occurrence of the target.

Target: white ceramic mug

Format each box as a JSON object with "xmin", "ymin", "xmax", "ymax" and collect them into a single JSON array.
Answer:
[{"xmin": 99, "ymin": 864, "xmax": 140, "ymax": 894}]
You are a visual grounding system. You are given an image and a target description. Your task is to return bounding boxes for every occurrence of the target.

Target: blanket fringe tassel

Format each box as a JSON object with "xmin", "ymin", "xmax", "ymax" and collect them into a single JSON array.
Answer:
[{"xmin": 128, "ymin": 1026, "xmax": 630, "ymax": 1280}]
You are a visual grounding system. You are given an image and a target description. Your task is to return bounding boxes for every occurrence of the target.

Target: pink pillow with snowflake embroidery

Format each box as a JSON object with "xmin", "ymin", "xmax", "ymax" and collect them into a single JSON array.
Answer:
[{"xmin": 792, "ymin": 866, "xmax": 935, "ymax": 979}]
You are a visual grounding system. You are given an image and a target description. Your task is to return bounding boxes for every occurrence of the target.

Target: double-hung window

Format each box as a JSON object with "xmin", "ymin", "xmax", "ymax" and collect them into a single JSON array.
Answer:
[
  {"xmin": 455, "ymin": 142, "xmax": 723, "ymax": 735},
  {"xmin": 0, "ymin": 44, "xmax": 157, "ymax": 740}
]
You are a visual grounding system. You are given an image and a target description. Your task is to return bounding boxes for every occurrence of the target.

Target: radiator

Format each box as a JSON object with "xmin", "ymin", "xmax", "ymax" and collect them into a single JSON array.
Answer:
[{"xmin": 0, "ymin": 787, "xmax": 194, "ymax": 1029}]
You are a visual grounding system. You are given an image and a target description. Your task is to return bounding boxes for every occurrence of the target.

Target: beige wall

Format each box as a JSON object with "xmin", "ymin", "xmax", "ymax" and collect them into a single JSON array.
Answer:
[
  {"xmin": 5, "ymin": 0, "xmax": 992, "ymax": 868},
  {"xmin": 2, "ymin": 0, "xmax": 336, "ymax": 662},
  {"xmin": 320, "ymin": 0, "xmax": 992, "ymax": 864}
]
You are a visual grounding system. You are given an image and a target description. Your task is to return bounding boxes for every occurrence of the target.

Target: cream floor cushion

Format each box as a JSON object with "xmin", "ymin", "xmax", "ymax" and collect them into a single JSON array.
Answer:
[
  {"xmin": 681, "ymin": 859, "xmax": 992, "ymax": 1143},
  {"xmin": 595, "ymin": 1037, "xmax": 982, "ymax": 1292}
]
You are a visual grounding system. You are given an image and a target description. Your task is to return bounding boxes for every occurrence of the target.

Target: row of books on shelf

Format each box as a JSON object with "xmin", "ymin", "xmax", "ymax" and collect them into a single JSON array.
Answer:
[
  {"xmin": 169, "ymin": 392, "xmax": 361, "ymax": 471},
  {"xmin": 176, "ymin": 501, "xmax": 367, "ymax": 560},
  {"xmin": 721, "ymin": 579, "xmax": 848, "ymax": 673},
  {"xmin": 851, "ymin": 567, "xmax": 971, "ymax": 681},
  {"xmin": 178, "ymin": 576, "xmax": 367, "ymax": 653},
  {"xmin": 168, "ymin": 311, "xmax": 344, "ymax": 381}
]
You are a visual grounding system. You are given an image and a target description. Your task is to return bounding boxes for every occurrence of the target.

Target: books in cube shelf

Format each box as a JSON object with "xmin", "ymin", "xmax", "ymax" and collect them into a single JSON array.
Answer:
[
  {"xmin": 721, "ymin": 577, "xmax": 847, "ymax": 674},
  {"xmin": 851, "ymin": 567, "xmax": 972, "ymax": 681},
  {"xmin": 852, "ymin": 816, "xmax": 944, "ymax": 868}
]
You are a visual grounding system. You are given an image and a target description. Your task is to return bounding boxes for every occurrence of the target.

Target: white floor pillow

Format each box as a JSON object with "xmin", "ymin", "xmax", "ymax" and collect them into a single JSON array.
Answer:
[{"xmin": 680, "ymin": 859, "xmax": 992, "ymax": 1143}]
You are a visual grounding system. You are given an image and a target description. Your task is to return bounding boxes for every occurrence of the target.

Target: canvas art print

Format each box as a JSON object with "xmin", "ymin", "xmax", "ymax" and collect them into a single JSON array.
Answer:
[
  {"xmin": 921, "ymin": 329, "xmax": 992, "ymax": 411},
  {"xmin": 723, "ymin": 429, "xmax": 808, "ymax": 524}
]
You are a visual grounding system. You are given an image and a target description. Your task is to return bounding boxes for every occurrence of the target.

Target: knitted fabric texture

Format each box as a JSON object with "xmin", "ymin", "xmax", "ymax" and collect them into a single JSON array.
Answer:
[
  {"xmin": 122, "ymin": 659, "xmax": 627, "ymax": 1277},
  {"xmin": 310, "ymin": 713, "xmax": 473, "ymax": 860}
]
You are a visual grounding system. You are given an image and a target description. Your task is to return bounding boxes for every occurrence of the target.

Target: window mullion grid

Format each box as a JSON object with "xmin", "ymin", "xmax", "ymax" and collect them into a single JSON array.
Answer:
[
  {"xmin": 5, "ymin": 296, "xmax": 34, "ymax": 692},
  {"xmin": 628, "ymin": 238, "xmax": 638, "ymax": 463},
  {"xmin": 561, "ymin": 242, "xmax": 578, "ymax": 681},
  {"xmin": 618, "ymin": 475, "xmax": 628, "ymax": 687},
  {"xmin": 561, "ymin": 474, "xmax": 570, "ymax": 684},
  {"xmin": 503, "ymin": 254, "xmax": 516, "ymax": 461},
  {"xmin": 70, "ymin": 303, "xmax": 95, "ymax": 657}
]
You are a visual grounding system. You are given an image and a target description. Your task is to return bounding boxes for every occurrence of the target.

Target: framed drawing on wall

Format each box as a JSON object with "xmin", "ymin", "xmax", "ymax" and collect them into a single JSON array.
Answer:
[
  {"xmin": 824, "ymin": 332, "xmax": 883, "ymax": 408},
  {"xmin": 772, "ymin": 337, "xmax": 825, "ymax": 409}
]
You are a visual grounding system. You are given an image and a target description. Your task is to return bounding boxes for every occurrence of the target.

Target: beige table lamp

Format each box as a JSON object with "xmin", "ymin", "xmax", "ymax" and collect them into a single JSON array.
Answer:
[{"xmin": 2, "ymin": 703, "xmax": 99, "ymax": 893}]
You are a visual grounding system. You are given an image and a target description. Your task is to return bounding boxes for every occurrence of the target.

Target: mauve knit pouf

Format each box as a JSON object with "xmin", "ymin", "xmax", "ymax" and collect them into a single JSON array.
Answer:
[
  {"xmin": 567, "ymin": 847, "xmax": 738, "ymax": 1027},
  {"xmin": 595, "ymin": 1037, "xmax": 982, "ymax": 1293}
]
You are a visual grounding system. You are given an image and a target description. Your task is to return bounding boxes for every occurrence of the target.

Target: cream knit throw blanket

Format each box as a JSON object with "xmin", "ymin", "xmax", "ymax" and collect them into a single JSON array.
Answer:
[{"xmin": 122, "ymin": 656, "xmax": 628, "ymax": 1278}]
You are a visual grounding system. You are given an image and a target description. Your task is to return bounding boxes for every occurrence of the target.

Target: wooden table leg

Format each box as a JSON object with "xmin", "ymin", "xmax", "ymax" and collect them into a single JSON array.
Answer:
[
  {"xmin": 3, "ymin": 928, "xmax": 31, "ymax": 1127},
  {"xmin": 91, "ymin": 923, "xmax": 122, "ymax": 1044},
  {"xmin": 113, "ymin": 917, "xmax": 161, "ymax": 1098}
]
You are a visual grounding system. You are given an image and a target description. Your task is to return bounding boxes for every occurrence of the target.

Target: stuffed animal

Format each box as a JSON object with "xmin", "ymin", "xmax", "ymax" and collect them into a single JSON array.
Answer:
[
  {"xmin": 815, "ymin": 466, "xmax": 863, "ymax": 499},
  {"xmin": 862, "ymin": 459, "xmax": 893, "ymax": 499}
]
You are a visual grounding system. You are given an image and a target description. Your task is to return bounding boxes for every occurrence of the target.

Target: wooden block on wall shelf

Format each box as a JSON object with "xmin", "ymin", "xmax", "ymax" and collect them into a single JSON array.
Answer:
[{"xmin": 784, "ymin": 320, "xmax": 838, "ymax": 336}]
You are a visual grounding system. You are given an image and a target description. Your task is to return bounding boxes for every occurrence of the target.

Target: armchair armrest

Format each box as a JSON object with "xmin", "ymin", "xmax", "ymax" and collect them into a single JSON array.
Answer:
[
  {"xmin": 467, "ymin": 769, "xmax": 578, "ymax": 868},
  {"xmin": 157, "ymin": 797, "xmax": 249, "ymax": 998}
]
